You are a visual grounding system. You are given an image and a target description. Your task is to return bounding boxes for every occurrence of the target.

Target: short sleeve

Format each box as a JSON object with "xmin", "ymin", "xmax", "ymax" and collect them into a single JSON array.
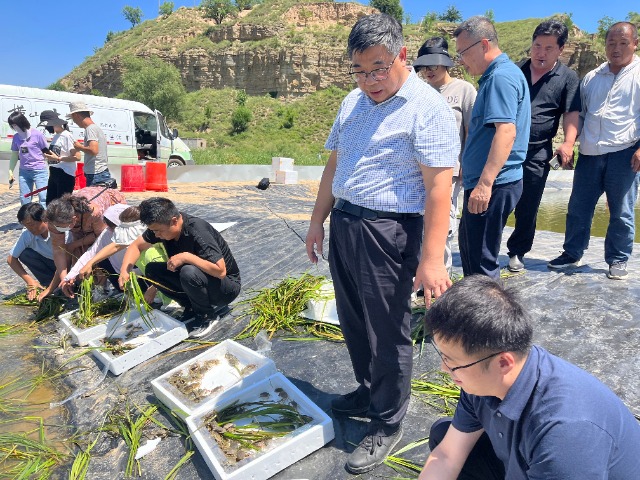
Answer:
[
  {"xmin": 452, "ymin": 391, "xmax": 484, "ymax": 433},
  {"xmin": 85, "ymin": 125, "xmax": 99, "ymax": 143},
  {"xmin": 325, "ymin": 104, "xmax": 343, "ymax": 151},
  {"xmin": 11, "ymin": 135, "xmax": 19, "ymax": 151},
  {"xmin": 483, "ymin": 73, "xmax": 520, "ymax": 125},
  {"xmin": 414, "ymin": 101, "xmax": 460, "ymax": 168},
  {"xmin": 193, "ymin": 226, "xmax": 224, "ymax": 264},
  {"xmin": 461, "ymin": 83, "xmax": 478, "ymax": 135},
  {"xmin": 564, "ymin": 71, "xmax": 581, "ymax": 113},
  {"xmin": 9, "ymin": 230, "xmax": 31, "ymax": 258}
]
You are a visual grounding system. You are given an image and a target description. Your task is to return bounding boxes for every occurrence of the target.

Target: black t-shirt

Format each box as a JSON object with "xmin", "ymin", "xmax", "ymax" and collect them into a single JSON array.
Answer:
[
  {"xmin": 142, "ymin": 212, "xmax": 240, "ymax": 280},
  {"xmin": 519, "ymin": 59, "xmax": 581, "ymax": 144}
]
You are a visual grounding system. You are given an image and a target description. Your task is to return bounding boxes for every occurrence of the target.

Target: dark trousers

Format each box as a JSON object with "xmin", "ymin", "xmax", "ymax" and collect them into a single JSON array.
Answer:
[
  {"xmin": 507, "ymin": 142, "xmax": 553, "ymax": 258},
  {"xmin": 19, "ymin": 248, "xmax": 56, "ymax": 285},
  {"xmin": 328, "ymin": 209, "xmax": 422, "ymax": 436},
  {"xmin": 429, "ymin": 418, "xmax": 505, "ymax": 480},
  {"xmin": 144, "ymin": 262, "xmax": 240, "ymax": 315},
  {"xmin": 96, "ymin": 258, "xmax": 123, "ymax": 292},
  {"xmin": 459, "ymin": 180, "xmax": 523, "ymax": 278},
  {"xmin": 46, "ymin": 167, "xmax": 76, "ymax": 205}
]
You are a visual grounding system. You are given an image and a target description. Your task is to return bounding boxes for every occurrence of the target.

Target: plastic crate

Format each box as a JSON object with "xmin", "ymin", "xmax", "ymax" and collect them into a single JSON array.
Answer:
[
  {"xmin": 88, "ymin": 309, "xmax": 188, "ymax": 375},
  {"xmin": 151, "ymin": 339, "xmax": 277, "ymax": 419},
  {"xmin": 186, "ymin": 372, "xmax": 334, "ymax": 480}
]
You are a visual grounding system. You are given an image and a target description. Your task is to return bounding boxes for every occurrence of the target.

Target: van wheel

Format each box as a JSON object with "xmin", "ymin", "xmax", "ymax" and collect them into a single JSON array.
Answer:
[{"xmin": 168, "ymin": 158, "xmax": 184, "ymax": 168}]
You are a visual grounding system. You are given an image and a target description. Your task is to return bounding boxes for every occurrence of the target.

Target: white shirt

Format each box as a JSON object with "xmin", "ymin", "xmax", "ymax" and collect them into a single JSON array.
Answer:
[
  {"xmin": 49, "ymin": 130, "xmax": 77, "ymax": 176},
  {"xmin": 579, "ymin": 55, "xmax": 640, "ymax": 155}
]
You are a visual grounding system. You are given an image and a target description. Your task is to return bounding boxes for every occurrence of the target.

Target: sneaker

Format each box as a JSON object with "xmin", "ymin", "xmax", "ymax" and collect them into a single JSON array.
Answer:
[
  {"xmin": 508, "ymin": 255, "xmax": 524, "ymax": 272},
  {"xmin": 178, "ymin": 307, "xmax": 195, "ymax": 323},
  {"xmin": 331, "ymin": 389, "xmax": 370, "ymax": 417},
  {"xmin": 346, "ymin": 426, "xmax": 403, "ymax": 474},
  {"xmin": 188, "ymin": 314, "xmax": 219, "ymax": 338},
  {"xmin": 547, "ymin": 252, "xmax": 582, "ymax": 270},
  {"xmin": 607, "ymin": 262, "xmax": 628, "ymax": 280}
]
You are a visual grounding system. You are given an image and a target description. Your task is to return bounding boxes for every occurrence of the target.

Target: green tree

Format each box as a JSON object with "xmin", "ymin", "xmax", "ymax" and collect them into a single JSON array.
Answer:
[
  {"xmin": 231, "ymin": 106, "xmax": 252, "ymax": 133},
  {"xmin": 369, "ymin": 0, "xmax": 403, "ymax": 24},
  {"xmin": 596, "ymin": 15, "xmax": 615, "ymax": 41},
  {"xmin": 122, "ymin": 6, "xmax": 143, "ymax": 28},
  {"xmin": 421, "ymin": 12, "xmax": 438, "ymax": 34},
  {"xmin": 439, "ymin": 5, "xmax": 462, "ymax": 23},
  {"xmin": 201, "ymin": 0, "xmax": 237, "ymax": 25},
  {"xmin": 47, "ymin": 81, "xmax": 67, "ymax": 92},
  {"xmin": 236, "ymin": 89, "xmax": 248, "ymax": 106},
  {"xmin": 159, "ymin": 1, "xmax": 174, "ymax": 17},
  {"xmin": 235, "ymin": 0, "xmax": 253, "ymax": 10},
  {"xmin": 627, "ymin": 11, "xmax": 640, "ymax": 26},
  {"xmin": 484, "ymin": 9, "xmax": 495, "ymax": 24},
  {"xmin": 121, "ymin": 56, "xmax": 186, "ymax": 121}
]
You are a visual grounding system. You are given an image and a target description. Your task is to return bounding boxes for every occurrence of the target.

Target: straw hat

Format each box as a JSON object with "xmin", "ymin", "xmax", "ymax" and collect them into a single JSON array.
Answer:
[{"xmin": 66, "ymin": 101, "xmax": 94, "ymax": 119}]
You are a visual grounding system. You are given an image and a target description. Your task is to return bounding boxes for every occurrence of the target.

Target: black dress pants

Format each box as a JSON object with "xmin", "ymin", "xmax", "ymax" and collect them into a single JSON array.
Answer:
[
  {"xmin": 19, "ymin": 248, "xmax": 56, "ymax": 285},
  {"xmin": 459, "ymin": 179, "xmax": 523, "ymax": 278},
  {"xmin": 328, "ymin": 209, "xmax": 422, "ymax": 436},
  {"xmin": 144, "ymin": 262, "xmax": 240, "ymax": 315},
  {"xmin": 46, "ymin": 167, "xmax": 76, "ymax": 205},
  {"xmin": 507, "ymin": 142, "xmax": 553, "ymax": 258},
  {"xmin": 429, "ymin": 417, "xmax": 505, "ymax": 480}
]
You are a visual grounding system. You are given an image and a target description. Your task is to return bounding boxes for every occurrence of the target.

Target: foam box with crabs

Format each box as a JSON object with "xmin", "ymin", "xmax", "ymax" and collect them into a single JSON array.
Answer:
[
  {"xmin": 58, "ymin": 309, "xmax": 109, "ymax": 347},
  {"xmin": 151, "ymin": 339, "xmax": 277, "ymax": 419},
  {"xmin": 88, "ymin": 309, "xmax": 188, "ymax": 375},
  {"xmin": 185, "ymin": 372, "xmax": 334, "ymax": 480}
]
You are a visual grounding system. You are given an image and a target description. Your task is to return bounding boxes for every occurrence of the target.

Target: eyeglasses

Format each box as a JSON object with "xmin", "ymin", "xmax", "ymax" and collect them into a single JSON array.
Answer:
[
  {"xmin": 454, "ymin": 39, "xmax": 487, "ymax": 62},
  {"xmin": 415, "ymin": 65, "xmax": 440, "ymax": 79},
  {"xmin": 349, "ymin": 55, "xmax": 398, "ymax": 82},
  {"xmin": 430, "ymin": 338, "xmax": 501, "ymax": 372}
]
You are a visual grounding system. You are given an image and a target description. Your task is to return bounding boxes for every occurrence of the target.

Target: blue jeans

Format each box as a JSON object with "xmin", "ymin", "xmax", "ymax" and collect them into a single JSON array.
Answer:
[
  {"xmin": 85, "ymin": 169, "xmax": 112, "ymax": 187},
  {"xmin": 563, "ymin": 144, "xmax": 640, "ymax": 265},
  {"xmin": 19, "ymin": 168, "xmax": 49, "ymax": 207}
]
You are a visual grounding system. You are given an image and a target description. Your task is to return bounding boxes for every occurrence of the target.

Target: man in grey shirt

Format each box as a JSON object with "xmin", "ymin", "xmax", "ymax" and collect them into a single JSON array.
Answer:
[{"xmin": 67, "ymin": 101, "xmax": 112, "ymax": 186}]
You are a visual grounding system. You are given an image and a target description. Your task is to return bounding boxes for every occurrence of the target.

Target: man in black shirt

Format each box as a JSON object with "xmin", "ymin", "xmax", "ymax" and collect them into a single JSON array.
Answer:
[
  {"xmin": 506, "ymin": 20, "xmax": 581, "ymax": 272},
  {"xmin": 119, "ymin": 197, "xmax": 241, "ymax": 338}
]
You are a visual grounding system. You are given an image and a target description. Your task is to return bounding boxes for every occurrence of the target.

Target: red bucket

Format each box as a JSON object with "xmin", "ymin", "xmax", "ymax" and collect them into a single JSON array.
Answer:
[
  {"xmin": 145, "ymin": 162, "xmax": 168, "ymax": 192},
  {"xmin": 120, "ymin": 165, "xmax": 145, "ymax": 192},
  {"xmin": 74, "ymin": 163, "xmax": 86, "ymax": 190}
]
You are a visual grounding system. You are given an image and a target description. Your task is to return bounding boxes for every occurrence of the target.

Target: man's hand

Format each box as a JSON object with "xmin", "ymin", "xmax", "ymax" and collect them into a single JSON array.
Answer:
[
  {"xmin": 555, "ymin": 142, "xmax": 575, "ymax": 169},
  {"xmin": 414, "ymin": 261, "xmax": 452, "ymax": 306},
  {"xmin": 167, "ymin": 253, "xmax": 188, "ymax": 272},
  {"xmin": 60, "ymin": 279, "xmax": 76, "ymax": 298},
  {"xmin": 631, "ymin": 148, "xmax": 640, "ymax": 173},
  {"xmin": 73, "ymin": 140, "xmax": 83, "ymax": 151},
  {"xmin": 78, "ymin": 263, "xmax": 93, "ymax": 280},
  {"xmin": 118, "ymin": 271, "xmax": 131, "ymax": 290},
  {"xmin": 26, "ymin": 283, "xmax": 42, "ymax": 301},
  {"xmin": 37, "ymin": 287, "xmax": 51, "ymax": 303},
  {"xmin": 305, "ymin": 222, "xmax": 325, "ymax": 264},
  {"xmin": 467, "ymin": 183, "xmax": 492, "ymax": 214}
]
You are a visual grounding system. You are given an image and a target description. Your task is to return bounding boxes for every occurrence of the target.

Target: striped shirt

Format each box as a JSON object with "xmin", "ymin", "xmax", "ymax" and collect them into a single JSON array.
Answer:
[{"xmin": 326, "ymin": 71, "xmax": 459, "ymax": 213}]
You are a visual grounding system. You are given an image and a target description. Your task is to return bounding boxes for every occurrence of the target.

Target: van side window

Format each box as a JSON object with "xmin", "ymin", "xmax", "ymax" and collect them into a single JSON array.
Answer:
[{"xmin": 156, "ymin": 111, "xmax": 171, "ymax": 139}]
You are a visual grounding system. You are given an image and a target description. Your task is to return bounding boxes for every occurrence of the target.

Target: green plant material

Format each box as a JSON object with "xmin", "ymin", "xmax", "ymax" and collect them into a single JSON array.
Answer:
[
  {"xmin": 383, "ymin": 436, "xmax": 430, "ymax": 478},
  {"xmin": 164, "ymin": 450, "xmax": 194, "ymax": 480},
  {"xmin": 231, "ymin": 106, "xmax": 252, "ymax": 134},
  {"xmin": 235, "ymin": 274, "xmax": 328, "ymax": 339},
  {"xmin": 411, "ymin": 372, "xmax": 461, "ymax": 416},
  {"xmin": 159, "ymin": 1, "xmax": 174, "ymax": 18},
  {"xmin": 282, "ymin": 321, "xmax": 344, "ymax": 342},
  {"xmin": 69, "ymin": 432, "xmax": 100, "ymax": 480},
  {"xmin": 203, "ymin": 399, "xmax": 312, "ymax": 462},
  {"xmin": 201, "ymin": 0, "xmax": 238, "ymax": 25},
  {"xmin": 2, "ymin": 292, "xmax": 39, "ymax": 307},
  {"xmin": 34, "ymin": 296, "xmax": 65, "ymax": 322},
  {"xmin": 0, "ymin": 323, "xmax": 28, "ymax": 338},
  {"xmin": 122, "ymin": 272, "xmax": 154, "ymax": 329},
  {"xmin": 123, "ymin": 5, "xmax": 143, "ymax": 28},
  {"xmin": 78, "ymin": 276, "xmax": 95, "ymax": 326},
  {"xmin": 370, "ymin": 0, "xmax": 403, "ymax": 24},
  {"xmin": 72, "ymin": 295, "xmax": 127, "ymax": 329}
]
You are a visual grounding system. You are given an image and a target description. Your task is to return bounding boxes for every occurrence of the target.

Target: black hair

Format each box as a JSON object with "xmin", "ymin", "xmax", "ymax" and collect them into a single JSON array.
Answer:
[
  {"xmin": 139, "ymin": 197, "xmax": 180, "ymax": 226},
  {"xmin": 454, "ymin": 16, "xmax": 498, "ymax": 45},
  {"xmin": 17, "ymin": 203, "xmax": 45, "ymax": 223},
  {"xmin": 104, "ymin": 217, "xmax": 117, "ymax": 230},
  {"xmin": 347, "ymin": 13, "xmax": 403, "ymax": 59},
  {"xmin": 418, "ymin": 37, "xmax": 449, "ymax": 57},
  {"xmin": 532, "ymin": 20, "xmax": 569, "ymax": 48},
  {"xmin": 606, "ymin": 21, "xmax": 638, "ymax": 41},
  {"xmin": 7, "ymin": 112, "xmax": 30, "ymax": 130},
  {"xmin": 44, "ymin": 193, "xmax": 92, "ymax": 224},
  {"xmin": 425, "ymin": 275, "xmax": 533, "ymax": 356},
  {"xmin": 119, "ymin": 206, "xmax": 141, "ymax": 223}
]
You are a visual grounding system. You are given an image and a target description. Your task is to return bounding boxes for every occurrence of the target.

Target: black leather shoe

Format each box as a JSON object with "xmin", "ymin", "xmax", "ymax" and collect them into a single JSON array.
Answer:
[
  {"xmin": 331, "ymin": 390, "xmax": 370, "ymax": 416},
  {"xmin": 346, "ymin": 427, "xmax": 403, "ymax": 474}
]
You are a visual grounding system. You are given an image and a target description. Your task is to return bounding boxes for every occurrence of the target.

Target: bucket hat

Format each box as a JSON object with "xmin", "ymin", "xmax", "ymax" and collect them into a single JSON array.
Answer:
[
  {"xmin": 66, "ymin": 101, "xmax": 94, "ymax": 119},
  {"xmin": 113, "ymin": 220, "xmax": 146, "ymax": 246},
  {"xmin": 103, "ymin": 204, "xmax": 128, "ymax": 227},
  {"xmin": 413, "ymin": 46, "xmax": 454, "ymax": 68},
  {"xmin": 38, "ymin": 110, "xmax": 67, "ymax": 127}
]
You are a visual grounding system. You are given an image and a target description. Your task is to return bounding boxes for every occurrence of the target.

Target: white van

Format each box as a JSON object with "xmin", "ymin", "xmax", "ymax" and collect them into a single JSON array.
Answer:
[{"xmin": 0, "ymin": 84, "xmax": 193, "ymax": 170}]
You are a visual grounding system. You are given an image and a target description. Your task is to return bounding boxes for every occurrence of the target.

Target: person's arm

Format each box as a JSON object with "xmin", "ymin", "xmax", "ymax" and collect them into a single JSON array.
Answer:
[
  {"xmin": 73, "ymin": 140, "xmax": 99, "ymax": 156},
  {"xmin": 414, "ymin": 166, "xmax": 453, "ymax": 301},
  {"xmin": 305, "ymin": 150, "xmax": 337, "ymax": 263},
  {"xmin": 9, "ymin": 151, "xmax": 18, "ymax": 182},
  {"xmin": 631, "ymin": 147, "xmax": 640, "ymax": 173},
  {"xmin": 556, "ymin": 111, "xmax": 579, "ymax": 168},
  {"xmin": 119, "ymin": 236, "xmax": 151, "ymax": 288},
  {"xmin": 419, "ymin": 425, "xmax": 484, "ymax": 479},
  {"xmin": 167, "ymin": 253, "xmax": 226, "ymax": 278},
  {"xmin": 7, "ymin": 255, "xmax": 42, "ymax": 300},
  {"xmin": 467, "ymin": 122, "xmax": 516, "ymax": 214},
  {"xmin": 38, "ymin": 232, "xmax": 70, "ymax": 301}
]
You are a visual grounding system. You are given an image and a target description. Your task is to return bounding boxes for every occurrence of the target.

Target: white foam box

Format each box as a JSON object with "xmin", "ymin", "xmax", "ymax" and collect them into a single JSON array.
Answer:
[
  {"xmin": 275, "ymin": 170, "xmax": 298, "ymax": 185},
  {"xmin": 301, "ymin": 281, "xmax": 339, "ymax": 325},
  {"xmin": 271, "ymin": 156, "xmax": 294, "ymax": 172},
  {"xmin": 186, "ymin": 372, "xmax": 334, "ymax": 480},
  {"xmin": 88, "ymin": 309, "xmax": 188, "ymax": 376},
  {"xmin": 151, "ymin": 339, "xmax": 277, "ymax": 419},
  {"xmin": 58, "ymin": 310, "xmax": 109, "ymax": 346}
]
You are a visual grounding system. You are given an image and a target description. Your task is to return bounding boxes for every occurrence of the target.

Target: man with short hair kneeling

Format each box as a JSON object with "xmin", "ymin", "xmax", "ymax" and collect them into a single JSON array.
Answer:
[
  {"xmin": 119, "ymin": 197, "xmax": 241, "ymax": 338},
  {"xmin": 419, "ymin": 275, "xmax": 640, "ymax": 479}
]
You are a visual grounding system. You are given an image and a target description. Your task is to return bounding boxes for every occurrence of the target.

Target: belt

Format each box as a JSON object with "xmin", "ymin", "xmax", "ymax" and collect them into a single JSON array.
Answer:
[{"xmin": 333, "ymin": 199, "xmax": 422, "ymax": 220}]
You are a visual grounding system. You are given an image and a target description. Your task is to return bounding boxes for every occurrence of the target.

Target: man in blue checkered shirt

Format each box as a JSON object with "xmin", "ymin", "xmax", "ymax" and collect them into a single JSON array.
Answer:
[{"xmin": 305, "ymin": 13, "xmax": 459, "ymax": 475}]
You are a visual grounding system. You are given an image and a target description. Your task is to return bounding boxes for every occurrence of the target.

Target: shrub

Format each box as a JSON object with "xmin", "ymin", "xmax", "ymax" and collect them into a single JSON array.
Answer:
[
  {"xmin": 159, "ymin": 1, "xmax": 174, "ymax": 17},
  {"xmin": 123, "ymin": 6, "xmax": 143, "ymax": 28},
  {"xmin": 231, "ymin": 106, "xmax": 252, "ymax": 133}
]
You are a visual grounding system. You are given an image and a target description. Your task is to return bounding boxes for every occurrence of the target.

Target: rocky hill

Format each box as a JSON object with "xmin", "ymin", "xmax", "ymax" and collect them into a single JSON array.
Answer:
[{"xmin": 61, "ymin": 2, "xmax": 606, "ymax": 98}]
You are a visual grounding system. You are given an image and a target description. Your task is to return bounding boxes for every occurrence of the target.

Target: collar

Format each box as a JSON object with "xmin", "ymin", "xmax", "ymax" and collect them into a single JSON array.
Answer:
[
  {"xmin": 478, "ymin": 53, "xmax": 510, "ymax": 85},
  {"xmin": 494, "ymin": 346, "xmax": 538, "ymax": 421},
  {"xmin": 596, "ymin": 55, "xmax": 640, "ymax": 76}
]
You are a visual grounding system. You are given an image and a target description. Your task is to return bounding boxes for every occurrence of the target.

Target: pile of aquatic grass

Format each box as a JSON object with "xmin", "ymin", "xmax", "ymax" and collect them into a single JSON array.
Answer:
[
  {"xmin": 235, "ymin": 273, "xmax": 329, "ymax": 340},
  {"xmin": 34, "ymin": 296, "xmax": 66, "ymax": 322},
  {"xmin": 0, "ymin": 323, "xmax": 30, "ymax": 338},
  {"xmin": 282, "ymin": 321, "xmax": 344, "ymax": 342},
  {"xmin": 411, "ymin": 372, "xmax": 460, "ymax": 416},
  {"xmin": 383, "ymin": 436, "xmax": 430, "ymax": 478},
  {"xmin": 203, "ymin": 398, "xmax": 312, "ymax": 463},
  {"xmin": 2, "ymin": 292, "xmax": 39, "ymax": 307},
  {"xmin": 0, "ymin": 418, "xmax": 67, "ymax": 479}
]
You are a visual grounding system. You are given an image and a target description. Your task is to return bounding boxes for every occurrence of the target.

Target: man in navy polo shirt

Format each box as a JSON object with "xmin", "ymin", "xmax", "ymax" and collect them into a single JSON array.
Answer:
[
  {"xmin": 419, "ymin": 275, "xmax": 640, "ymax": 479},
  {"xmin": 453, "ymin": 16, "xmax": 531, "ymax": 278}
]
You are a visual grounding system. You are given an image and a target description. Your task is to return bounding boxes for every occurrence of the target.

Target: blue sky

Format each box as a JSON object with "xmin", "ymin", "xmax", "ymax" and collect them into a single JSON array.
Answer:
[{"xmin": 0, "ymin": 0, "xmax": 634, "ymax": 88}]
